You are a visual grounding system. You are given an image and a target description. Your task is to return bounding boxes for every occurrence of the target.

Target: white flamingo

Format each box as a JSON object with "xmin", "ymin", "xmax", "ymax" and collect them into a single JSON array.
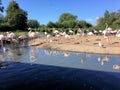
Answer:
[
  {"xmin": 98, "ymin": 41, "xmax": 104, "ymax": 48},
  {"xmin": 116, "ymin": 30, "xmax": 120, "ymax": 37},
  {"xmin": 28, "ymin": 29, "xmax": 36, "ymax": 39},
  {"xmin": 68, "ymin": 29, "xmax": 74, "ymax": 35}
]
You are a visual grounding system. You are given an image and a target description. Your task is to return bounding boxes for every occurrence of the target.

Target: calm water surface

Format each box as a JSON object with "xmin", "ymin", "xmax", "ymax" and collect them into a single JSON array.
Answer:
[{"xmin": 0, "ymin": 45, "xmax": 120, "ymax": 90}]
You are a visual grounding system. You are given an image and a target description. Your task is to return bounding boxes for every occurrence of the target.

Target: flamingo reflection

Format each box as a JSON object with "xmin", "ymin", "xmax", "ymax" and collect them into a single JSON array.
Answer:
[
  {"xmin": 44, "ymin": 50, "xmax": 60, "ymax": 56},
  {"xmin": 81, "ymin": 54, "xmax": 87, "ymax": 64},
  {"xmin": 64, "ymin": 52, "xmax": 70, "ymax": 57},
  {"xmin": 7, "ymin": 48, "xmax": 20, "ymax": 62},
  {"xmin": 29, "ymin": 48, "xmax": 37, "ymax": 63},
  {"xmin": 113, "ymin": 64, "xmax": 120, "ymax": 70},
  {"xmin": 0, "ymin": 54, "xmax": 6, "ymax": 62},
  {"xmin": 98, "ymin": 55, "xmax": 110, "ymax": 65}
]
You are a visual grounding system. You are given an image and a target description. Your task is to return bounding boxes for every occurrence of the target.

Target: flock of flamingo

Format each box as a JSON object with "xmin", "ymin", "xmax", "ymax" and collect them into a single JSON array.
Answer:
[
  {"xmin": 0, "ymin": 27, "xmax": 120, "ymax": 70},
  {"xmin": 1, "ymin": 27, "xmax": 120, "ymax": 53},
  {"xmin": 0, "ymin": 28, "xmax": 41, "ymax": 53},
  {"xmin": 40, "ymin": 27, "xmax": 120, "ymax": 50}
]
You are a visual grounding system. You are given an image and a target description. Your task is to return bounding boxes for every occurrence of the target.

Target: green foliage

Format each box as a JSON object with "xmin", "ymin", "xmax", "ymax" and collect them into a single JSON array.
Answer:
[
  {"xmin": 0, "ymin": 14, "xmax": 4, "ymax": 26},
  {"xmin": 0, "ymin": 24, "xmax": 14, "ymax": 31},
  {"xmin": 47, "ymin": 21, "xmax": 57, "ymax": 28},
  {"xmin": 0, "ymin": 0, "xmax": 4, "ymax": 12},
  {"xmin": 5, "ymin": 1, "xmax": 27, "ymax": 30},
  {"xmin": 58, "ymin": 13, "xmax": 77, "ymax": 22},
  {"xmin": 57, "ymin": 13, "xmax": 78, "ymax": 28},
  {"xmin": 27, "ymin": 19, "xmax": 40, "ymax": 28},
  {"xmin": 77, "ymin": 20, "xmax": 92, "ymax": 29},
  {"xmin": 96, "ymin": 10, "xmax": 120, "ymax": 30},
  {"xmin": 46, "ymin": 13, "xmax": 93, "ymax": 29}
]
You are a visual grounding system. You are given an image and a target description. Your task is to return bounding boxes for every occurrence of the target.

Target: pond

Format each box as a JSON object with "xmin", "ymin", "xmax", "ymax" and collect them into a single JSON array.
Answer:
[{"xmin": 0, "ymin": 44, "xmax": 120, "ymax": 89}]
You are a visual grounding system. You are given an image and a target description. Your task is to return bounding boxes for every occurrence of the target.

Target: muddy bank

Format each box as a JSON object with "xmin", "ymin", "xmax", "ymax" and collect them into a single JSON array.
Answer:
[{"xmin": 29, "ymin": 36, "xmax": 120, "ymax": 55}]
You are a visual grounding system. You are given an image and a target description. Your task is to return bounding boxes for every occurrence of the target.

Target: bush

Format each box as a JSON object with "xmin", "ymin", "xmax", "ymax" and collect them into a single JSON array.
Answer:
[{"xmin": 0, "ymin": 24, "xmax": 15, "ymax": 32}]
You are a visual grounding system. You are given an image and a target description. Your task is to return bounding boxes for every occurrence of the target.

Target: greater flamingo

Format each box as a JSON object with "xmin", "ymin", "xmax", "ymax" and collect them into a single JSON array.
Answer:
[
  {"xmin": 98, "ymin": 41, "xmax": 104, "ymax": 48},
  {"xmin": 18, "ymin": 35, "xmax": 27, "ymax": 47},
  {"xmin": 0, "ymin": 34, "xmax": 8, "ymax": 53}
]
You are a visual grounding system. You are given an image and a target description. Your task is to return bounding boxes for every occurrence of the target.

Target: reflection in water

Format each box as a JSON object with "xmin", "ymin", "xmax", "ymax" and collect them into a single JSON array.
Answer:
[
  {"xmin": 0, "ymin": 45, "xmax": 120, "ymax": 73},
  {"xmin": 29, "ymin": 47, "xmax": 37, "ymax": 63},
  {"xmin": 44, "ymin": 49, "xmax": 60, "ymax": 56},
  {"xmin": 113, "ymin": 64, "xmax": 120, "ymax": 70},
  {"xmin": 7, "ymin": 48, "xmax": 22, "ymax": 62},
  {"xmin": 98, "ymin": 55, "xmax": 110, "ymax": 65},
  {"xmin": 0, "ymin": 54, "xmax": 5, "ymax": 62},
  {"xmin": 1, "ymin": 45, "xmax": 120, "ymax": 89},
  {"xmin": 81, "ymin": 54, "xmax": 87, "ymax": 64},
  {"xmin": 64, "ymin": 52, "xmax": 70, "ymax": 57},
  {"xmin": 80, "ymin": 53, "xmax": 91, "ymax": 64}
]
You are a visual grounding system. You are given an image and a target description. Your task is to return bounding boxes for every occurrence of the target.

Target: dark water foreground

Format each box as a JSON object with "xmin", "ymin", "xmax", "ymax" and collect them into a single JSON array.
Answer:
[
  {"xmin": 0, "ymin": 46, "xmax": 120, "ymax": 90},
  {"xmin": 0, "ymin": 62, "xmax": 120, "ymax": 90}
]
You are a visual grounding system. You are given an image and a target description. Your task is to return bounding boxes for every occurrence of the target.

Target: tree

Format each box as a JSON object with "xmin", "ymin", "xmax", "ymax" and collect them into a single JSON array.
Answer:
[
  {"xmin": 96, "ymin": 10, "xmax": 120, "ymax": 30},
  {"xmin": 58, "ymin": 13, "xmax": 77, "ymax": 28},
  {"xmin": 0, "ymin": 0, "xmax": 4, "ymax": 12},
  {"xmin": 5, "ymin": 0, "xmax": 27, "ymax": 30},
  {"xmin": 77, "ymin": 20, "xmax": 92, "ymax": 29},
  {"xmin": 0, "ymin": 14, "xmax": 4, "ymax": 26},
  {"xmin": 47, "ymin": 21, "xmax": 57, "ymax": 28},
  {"xmin": 58, "ymin": 13, "xmax": 77, "ymax": 22},
  {"xmin": 27, "ymin": 19, "xmax": 40, "ymax": 28}
]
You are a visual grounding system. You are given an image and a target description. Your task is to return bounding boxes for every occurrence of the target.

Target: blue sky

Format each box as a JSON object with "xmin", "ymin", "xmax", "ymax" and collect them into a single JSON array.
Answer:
[{"xmin": 2, "ymin": 0, "xmax": 120, "ymax": 25}]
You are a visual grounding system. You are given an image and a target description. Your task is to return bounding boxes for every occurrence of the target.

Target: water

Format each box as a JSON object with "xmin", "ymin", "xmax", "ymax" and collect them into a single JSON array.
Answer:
[{"xmin": 0, "ymin": 45, "xmax": 120, "ymax": 89}]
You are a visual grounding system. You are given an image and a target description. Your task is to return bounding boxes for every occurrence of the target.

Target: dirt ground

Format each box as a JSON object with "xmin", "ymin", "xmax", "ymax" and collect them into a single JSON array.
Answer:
[{"xmin": 29, "ymin": 35, "xmax": 120, "ymax": 55}]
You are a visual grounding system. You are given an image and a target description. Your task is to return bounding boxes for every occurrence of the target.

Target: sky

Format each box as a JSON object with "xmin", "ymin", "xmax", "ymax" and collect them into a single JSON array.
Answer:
[{"xmin": 1, "ymin": 0, "xmax": 120, "ymax": 25}]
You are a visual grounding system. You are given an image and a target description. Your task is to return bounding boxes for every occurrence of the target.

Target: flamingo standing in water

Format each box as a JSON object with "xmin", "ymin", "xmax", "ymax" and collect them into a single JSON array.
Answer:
[
  {"xmin": 28, "ymin": 28, "xmax": 40, "ymax": 41},
  {"xmin": 18, "ymin": 35, "xmax": 27, "ymax": 47},
  {"xmin": 0, "ymin": 34, "xmax": 8, "ymax": 53},
  {"xmin": 6, "ymin": 32, "xmax": 18, "ymax": 44}
]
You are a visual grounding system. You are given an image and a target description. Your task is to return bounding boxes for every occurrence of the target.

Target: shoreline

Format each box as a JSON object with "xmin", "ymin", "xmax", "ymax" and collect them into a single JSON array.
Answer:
[{"xmin": 29, "ymin": 36, "xmax": 120, "ymax": 55}]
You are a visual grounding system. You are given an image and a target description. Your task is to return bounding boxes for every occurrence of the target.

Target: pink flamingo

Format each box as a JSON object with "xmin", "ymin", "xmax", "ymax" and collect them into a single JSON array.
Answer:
[
  {"xmin": 28, "ymin": 28, "xmax": 40, "ymax": 40},
  {"xmin": 0, "ymin": 34, "xmax": 8, "ymax": 53},
  {"xmin": 6, "ymin": 32, "xmax": 18, "ymax": 44},
  {"xmin": 18, "ymin": 35, "xmax": 27, "ymax": 46}
]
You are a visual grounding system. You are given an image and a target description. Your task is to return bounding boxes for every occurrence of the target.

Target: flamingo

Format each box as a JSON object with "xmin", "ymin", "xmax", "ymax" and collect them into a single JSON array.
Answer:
[
  {"xmin": 28, "ymin": 29, "xmax": 36, "ymax": 39},
  {"xmin": 18, "ymin": 35, "xmax": 27, "ymax": 47},
  {"xmin": 28, "ymin": 29, "xmax": 40, "ymax": 45},
  {"xmin": 6, "ymin": 32, "xmax": 16, "ymax": 40},
  {"xmin": 0, "ymin": 34, "xmax": 8, "ymax": 53},
  {"xmin": 28, "ymin": 28, "xmax": 40, "ymax": 39},
  {"xmin": 68, "ymin": 29, "xmax": 74, "ymax": 35},
  {"xmin": 53, "ymin": 30, "xmax": 59, "ymax": 34},
  {"xmin": 116, "ymin": 30, "xmax": 120, "ymax": 37},
  {"xmin": 46, "ymin": 34, "xmax": 53, "ymax": 43},
  {"xmin": 98, "ymin": 41, "xmax": 104, "ymax": 48},
  {"xmin": 6, "ymin": 32, "xmax": 17, "ymax": 45}
]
